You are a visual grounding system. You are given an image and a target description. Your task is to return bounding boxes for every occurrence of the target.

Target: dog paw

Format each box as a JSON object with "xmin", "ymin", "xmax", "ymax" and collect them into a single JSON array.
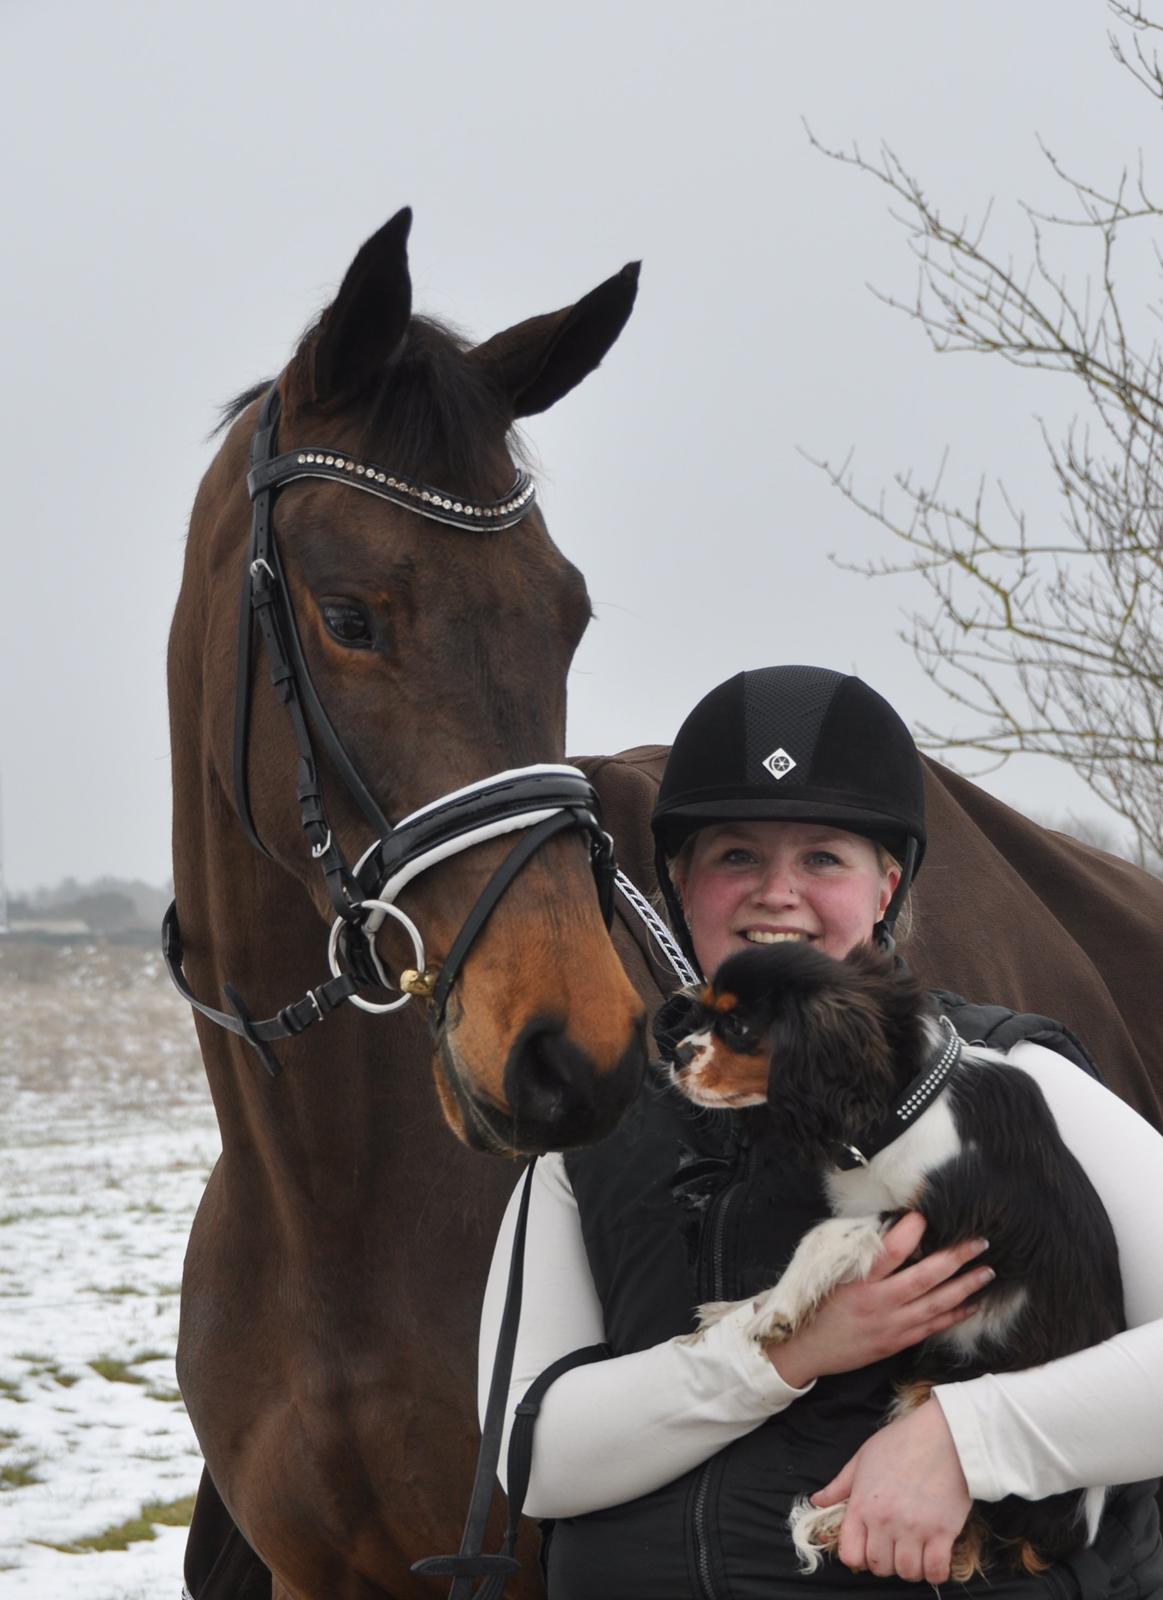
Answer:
[
  {"xmin": 754, "ymin": 1313, "xmax": 795, "ymax": 1345},
  {"xmin": 746, "ymin": 1288, "xmax": 798, "ymax": 1345},
  {"xmin": 789, "ymin": 1496, "xmax": 845, "ymax": 1574},
  {"xmin": 693, "ymin": 1298, "xmax": 745, "ymax": 1333}
]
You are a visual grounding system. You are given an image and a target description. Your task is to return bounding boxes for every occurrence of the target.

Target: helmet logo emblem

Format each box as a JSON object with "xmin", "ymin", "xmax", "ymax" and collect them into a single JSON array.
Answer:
[{"xmin": 762, "ymin": 748, "xmax": 797, "ymax": 782}]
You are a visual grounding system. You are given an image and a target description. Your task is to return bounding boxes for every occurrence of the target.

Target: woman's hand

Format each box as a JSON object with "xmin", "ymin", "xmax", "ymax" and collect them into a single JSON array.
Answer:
[
  {"xmin": 767, "ymin": 1214, "xmax": 992, "ymax": 1390},
  {"xmin": 809, "ymin": 1398, "xmax": 972, "ymax": 1584}
]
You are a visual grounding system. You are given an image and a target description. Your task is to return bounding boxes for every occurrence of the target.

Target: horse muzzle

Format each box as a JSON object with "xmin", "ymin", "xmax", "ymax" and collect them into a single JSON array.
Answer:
[{"xmin": 438, "ymin": 1013, "xmax": 645, "ymax": 1156}]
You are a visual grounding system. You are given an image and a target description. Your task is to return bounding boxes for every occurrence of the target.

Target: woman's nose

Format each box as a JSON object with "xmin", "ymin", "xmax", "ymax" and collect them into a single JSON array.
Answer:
[{"xmin": 753, "ymin": 864, "xmax": 799, "ymax": 904}]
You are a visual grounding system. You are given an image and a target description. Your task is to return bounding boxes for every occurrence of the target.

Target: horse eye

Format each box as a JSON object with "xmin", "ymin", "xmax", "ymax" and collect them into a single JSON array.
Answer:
[{"xmin": 321, "ymin": 601, "xmax": 374, "ymax": 648}]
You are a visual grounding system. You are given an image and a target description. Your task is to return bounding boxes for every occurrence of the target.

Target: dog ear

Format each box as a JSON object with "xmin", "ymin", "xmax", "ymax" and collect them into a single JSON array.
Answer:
[
  {"xmin": 765, "ymin": 977, "xmax": 898, "ymax": 1158},
  {"xmin": 842, "ymin": 943, "xmax": 936, "ymax": 1068}
]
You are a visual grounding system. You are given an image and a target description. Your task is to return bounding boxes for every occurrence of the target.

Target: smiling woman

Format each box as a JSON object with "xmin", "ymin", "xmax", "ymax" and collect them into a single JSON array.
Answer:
[{"xmin": 479, "ymin": 663, "xmax": 1163, "ymax": 1600}]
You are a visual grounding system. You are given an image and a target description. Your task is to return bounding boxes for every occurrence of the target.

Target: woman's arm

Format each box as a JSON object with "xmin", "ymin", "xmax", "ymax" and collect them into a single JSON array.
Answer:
[
  {"xmin": 477, "ymin": 1152, "xmax": 802, "ymax": 1518},
  {"xmin": 479, "ymin": 1155, "xmax": 993, "ymax": 1518}
]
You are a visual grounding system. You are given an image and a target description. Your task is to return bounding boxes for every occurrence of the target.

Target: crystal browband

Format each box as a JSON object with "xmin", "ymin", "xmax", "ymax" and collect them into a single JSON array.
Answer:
[{"xmin": 247, "ymin": 449, "xmax": 537, "ymax": 532}]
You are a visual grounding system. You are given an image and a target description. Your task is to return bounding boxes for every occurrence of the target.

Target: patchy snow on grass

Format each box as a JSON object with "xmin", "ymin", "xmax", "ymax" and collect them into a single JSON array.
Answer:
[{"xmin": 0, "ymin": 939, "xmax": 219, "ymax": 1600}]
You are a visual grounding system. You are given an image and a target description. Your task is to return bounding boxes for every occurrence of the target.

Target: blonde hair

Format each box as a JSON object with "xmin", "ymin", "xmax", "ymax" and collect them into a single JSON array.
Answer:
[{"xmin": 876, "ymin": 844, "xmax": 914, "ymax": 946}]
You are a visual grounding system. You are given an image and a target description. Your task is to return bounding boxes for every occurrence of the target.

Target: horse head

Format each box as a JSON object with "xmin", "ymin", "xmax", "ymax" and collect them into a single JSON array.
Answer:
[{"xmin": 170, "ymin": 209, "xmax": 645, "ymax": 1154}]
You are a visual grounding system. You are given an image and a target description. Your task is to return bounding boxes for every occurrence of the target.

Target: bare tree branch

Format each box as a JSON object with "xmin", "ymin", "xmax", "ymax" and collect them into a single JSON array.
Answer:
[{"xmin": 805, "ymin": 11, "xmax": 1163, "ymax": 864}]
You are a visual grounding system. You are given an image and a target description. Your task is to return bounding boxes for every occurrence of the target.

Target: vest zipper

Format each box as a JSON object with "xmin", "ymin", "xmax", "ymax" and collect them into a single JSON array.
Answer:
[
  {"xmin": 691, "ymin": 1132, "xmax": 755, "ymax": 1599},
  {"xmin": 693, "ymin": 1463, "xmax": 718, "ymax": 1600}
]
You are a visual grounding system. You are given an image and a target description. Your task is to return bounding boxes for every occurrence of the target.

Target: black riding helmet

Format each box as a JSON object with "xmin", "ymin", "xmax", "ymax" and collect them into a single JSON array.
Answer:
[{"xmin": 651, "ymin": 665, "xmax": 927, "ymax": 966}]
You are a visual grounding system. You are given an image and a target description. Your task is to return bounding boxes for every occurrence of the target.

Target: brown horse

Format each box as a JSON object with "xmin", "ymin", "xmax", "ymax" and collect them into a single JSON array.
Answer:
[{"xmin": 170, "ymin": 211, "xmax": 648, "ymax": 1600}]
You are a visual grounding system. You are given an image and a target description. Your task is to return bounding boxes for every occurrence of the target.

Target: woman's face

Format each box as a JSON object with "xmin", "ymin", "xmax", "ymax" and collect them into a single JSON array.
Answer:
[{"xmin": 675, "ymin": 820, "xmax": 901, "ymax": 977}]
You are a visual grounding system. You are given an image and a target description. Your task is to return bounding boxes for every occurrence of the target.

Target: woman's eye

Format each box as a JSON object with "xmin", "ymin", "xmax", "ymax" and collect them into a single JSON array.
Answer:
[
  {"xmin": 321, "ymin": 601, "xmax": 374, "ymax": 648},
  {"xmin": 807, "ymin": 851, "xmax": 842, "ymax": 867}
]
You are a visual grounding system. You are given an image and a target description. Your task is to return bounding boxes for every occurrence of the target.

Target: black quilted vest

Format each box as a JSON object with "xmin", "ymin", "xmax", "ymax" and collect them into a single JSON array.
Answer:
[{"xmin": 548, "ymin": 997, "xmax": 1162, "ymax": 1600}]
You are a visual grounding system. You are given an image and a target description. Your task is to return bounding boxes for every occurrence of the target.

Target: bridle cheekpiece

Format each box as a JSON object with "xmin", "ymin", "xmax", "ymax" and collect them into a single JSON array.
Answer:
[{"xmin": 164, "ymin": 382, "xmax": 614, "ymax": 1075}]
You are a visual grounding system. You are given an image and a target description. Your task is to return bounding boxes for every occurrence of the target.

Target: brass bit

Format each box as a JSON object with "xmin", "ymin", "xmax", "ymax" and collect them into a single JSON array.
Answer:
[{"xmin": 399, "ymin": 967, "xmax": 440, "ymax": 999}]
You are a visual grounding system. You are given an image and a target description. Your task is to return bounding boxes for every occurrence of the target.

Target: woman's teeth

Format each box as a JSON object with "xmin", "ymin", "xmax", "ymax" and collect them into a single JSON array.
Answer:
[{"xmin": 744, "ymin": 931, "xmax": 807, "ymax": 944}]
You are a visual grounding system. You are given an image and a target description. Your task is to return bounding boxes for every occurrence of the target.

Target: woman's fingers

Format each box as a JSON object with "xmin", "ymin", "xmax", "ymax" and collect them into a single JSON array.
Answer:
[
  {"xmin": 862, "ymin": 1526, "xmax": 895, "ymax": 1579},
  {"xmin": 923, "ymin": 1536, "xmax": 954, "ymax": 1586},
  {"xmin": 842, "ymin": 1527, "xmax": 955, "ymax": 1583},
  {"xmin": 914, "ymin": 1260, "xmax": 995, "ymax": 1319},
  {"xmin": 836, "ymin": 1505, "xmax": 868, "ymax": 1573},
  {"xmin": 892, "ymin": 1537, "xmax": 925, "ymax": 1583},
  {"xmin": 892, "ymin": 1268, "xmax": 994, "ymax": 1352},
  {"xmin": 883, "ymin": 1233, "xmax": 991, "ymax": 1307},
  {"xmin": 865, "ymin": 1211, "xmax": 927, "ymax": 1279}
]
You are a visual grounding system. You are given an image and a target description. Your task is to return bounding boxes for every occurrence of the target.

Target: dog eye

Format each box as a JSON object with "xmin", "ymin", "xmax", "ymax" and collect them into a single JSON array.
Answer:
[{"xmin": 718, "ymin": 1013, "xmax": 752, "ymax": 1047}]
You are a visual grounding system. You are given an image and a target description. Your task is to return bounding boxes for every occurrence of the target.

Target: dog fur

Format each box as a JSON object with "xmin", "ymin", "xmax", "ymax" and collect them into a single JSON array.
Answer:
[{"xmin": 659, "ymin": 940, "xmax": 1124, "ymax": 1579}]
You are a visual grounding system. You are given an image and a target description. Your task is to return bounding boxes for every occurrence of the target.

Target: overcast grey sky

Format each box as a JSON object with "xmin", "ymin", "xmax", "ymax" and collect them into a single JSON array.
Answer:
[{"xmin": 3, "ymin": 0, "xmax": 1153, "ymax": 893}]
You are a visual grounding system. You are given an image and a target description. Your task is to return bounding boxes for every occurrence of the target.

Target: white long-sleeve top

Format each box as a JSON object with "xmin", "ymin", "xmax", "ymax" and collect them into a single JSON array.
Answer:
[{"xmin": 478, "ymin": 1042, "xmax": 1163, "ymax": 1519}]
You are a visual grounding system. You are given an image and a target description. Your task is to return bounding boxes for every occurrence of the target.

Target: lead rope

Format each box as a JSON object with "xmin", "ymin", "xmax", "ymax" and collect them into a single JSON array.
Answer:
[
  {"xmin": 413, "ymin": 870, "xmax": 694, "ymax": 1597},
  {"xmin": 411, "ymin": 1161, "xmax": 537, "ymax": 1597},
  {"xmin": 613, "ymin": 867, "xmax": 699, "ymax": 987}
]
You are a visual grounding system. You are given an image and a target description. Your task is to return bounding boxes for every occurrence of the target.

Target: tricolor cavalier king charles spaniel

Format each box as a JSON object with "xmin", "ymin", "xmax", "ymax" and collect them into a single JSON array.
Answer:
[{"xmin": 656, "ymin": 940, "xmax": 1123, "ymax": 1580}]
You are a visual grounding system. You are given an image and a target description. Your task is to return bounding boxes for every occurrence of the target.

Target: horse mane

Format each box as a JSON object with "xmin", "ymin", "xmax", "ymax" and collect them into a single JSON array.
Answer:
[
  {"xmin": 212, "ymin": 318, "xmax": 524, "ymax": 494},
  {"xmin": 213, "ymin": 379, "xmax": 273, "ymax": 438}
]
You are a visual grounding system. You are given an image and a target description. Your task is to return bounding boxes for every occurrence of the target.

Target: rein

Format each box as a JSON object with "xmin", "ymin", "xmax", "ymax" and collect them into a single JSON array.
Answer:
[{"xmin": 164, "ymin": 382, "xmax": 614, "ymax": 1072}]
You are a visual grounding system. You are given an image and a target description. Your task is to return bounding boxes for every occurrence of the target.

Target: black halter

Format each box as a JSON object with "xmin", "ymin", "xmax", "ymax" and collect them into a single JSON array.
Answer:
[{"xmin": 164, "ymin": 382, "xmax": 615, "ymax": 1073}]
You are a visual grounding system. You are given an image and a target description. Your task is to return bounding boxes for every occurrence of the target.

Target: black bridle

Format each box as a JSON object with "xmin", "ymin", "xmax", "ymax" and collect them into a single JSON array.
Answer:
[{"xmin": 164, "ymin": 382, "xmax": 615, "ymax": 1074}]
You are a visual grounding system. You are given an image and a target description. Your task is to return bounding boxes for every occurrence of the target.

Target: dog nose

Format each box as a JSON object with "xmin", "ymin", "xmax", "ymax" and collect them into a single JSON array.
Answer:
[{"xmin": 674, "ymin": 1040, "xmax": 698, "ymax": 1069}]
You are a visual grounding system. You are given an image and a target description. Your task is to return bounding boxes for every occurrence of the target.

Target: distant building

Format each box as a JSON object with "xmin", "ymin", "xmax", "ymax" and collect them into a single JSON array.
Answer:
[{"xmin": 4, "ymin": 918, "xmax": 91, "ymax": 936}]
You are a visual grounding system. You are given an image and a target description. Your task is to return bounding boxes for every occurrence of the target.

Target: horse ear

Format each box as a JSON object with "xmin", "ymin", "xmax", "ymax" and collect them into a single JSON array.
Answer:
[
  {"xmin": 471, "ymin": 262, "xmax": 640, "ymax": 418},
  {"xmin": 309, "ymin": 208, "xmax": 414, "ymax": 403}
]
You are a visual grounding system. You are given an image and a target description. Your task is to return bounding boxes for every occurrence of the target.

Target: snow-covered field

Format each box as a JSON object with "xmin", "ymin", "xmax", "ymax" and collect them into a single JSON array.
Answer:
[{"xmin": 0, "ymin": 939, "xmax": 220, "ymax": 1600}]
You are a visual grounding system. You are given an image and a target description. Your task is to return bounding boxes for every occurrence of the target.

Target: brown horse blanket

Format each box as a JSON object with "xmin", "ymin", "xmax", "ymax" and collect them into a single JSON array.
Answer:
[{"xmin": 183, "ymin": 749, "xmax": 1163, "ymax": 1598}]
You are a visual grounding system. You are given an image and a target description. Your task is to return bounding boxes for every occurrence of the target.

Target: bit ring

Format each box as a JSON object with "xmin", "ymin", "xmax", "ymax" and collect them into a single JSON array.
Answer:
[{"xmin": 328, "ymin": 899, "xmax": 426, "ymax": 1014}]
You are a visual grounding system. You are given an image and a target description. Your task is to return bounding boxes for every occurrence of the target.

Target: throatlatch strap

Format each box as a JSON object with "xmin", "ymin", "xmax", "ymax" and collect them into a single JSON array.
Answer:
[
  {"xmin": 412, "ymin": 1161, "xmax": 538, "ymax": 1597},
  {"xmin": 162, "ymin": 902, "xmax": 358, "ymax": 1069}
]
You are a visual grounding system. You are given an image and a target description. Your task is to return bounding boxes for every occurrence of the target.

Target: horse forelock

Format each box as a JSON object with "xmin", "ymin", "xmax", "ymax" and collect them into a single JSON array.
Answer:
[
  {"xmin": 215, "ymin": 317, "xmax": 525, "ymax": 502},
  {"xmin": 357, "ymin": 316, "xmax": 527, "ymax": 497}
]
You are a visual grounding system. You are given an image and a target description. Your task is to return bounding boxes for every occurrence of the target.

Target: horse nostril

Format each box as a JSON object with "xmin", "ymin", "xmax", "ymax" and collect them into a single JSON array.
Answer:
[
  {"xmin": 513, "ymin": 1020, "xmax": 589, "ymax": 1123},
  {"xmin": 502, "ymin": 1012, "xmax": 644, "ymax": 1149}
]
